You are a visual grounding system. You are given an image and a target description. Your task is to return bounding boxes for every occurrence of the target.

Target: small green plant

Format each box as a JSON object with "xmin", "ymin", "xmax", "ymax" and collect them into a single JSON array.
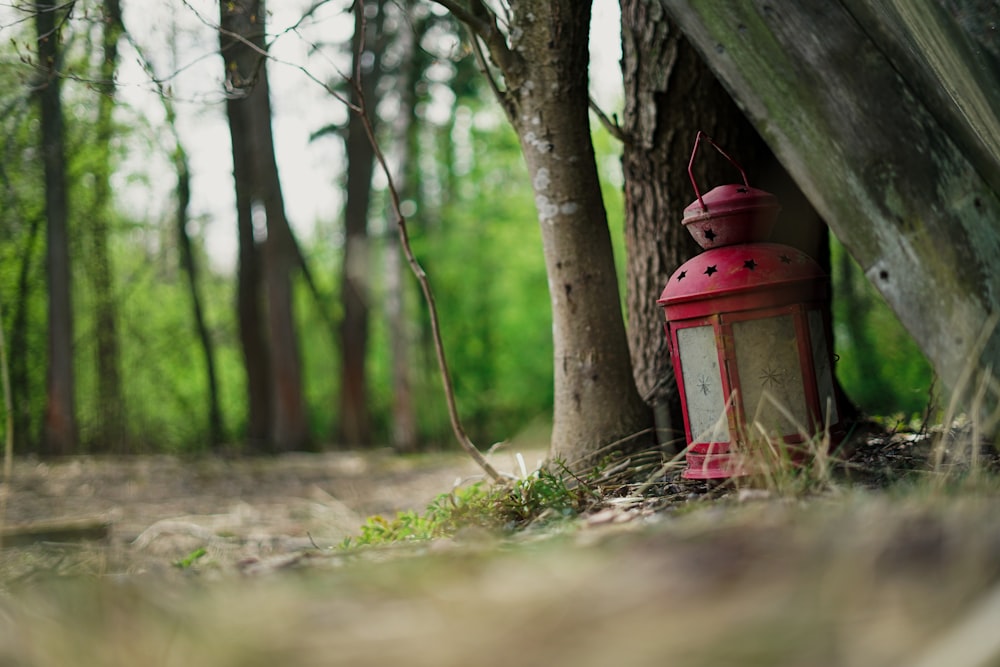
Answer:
[
  {"xmin": 494, "ymin": 465, "xmax": 601, "ymax": 526},
  {"xmin": 173, "ymin": 547, "xmax": 207, "ymax": 569},
  {"xmin": 340, "ymin": 462, "xmax": 610, "ymax": 549},
  {"xmin": 340, "ymin": 483, "xmax": 496, "ymax": 549}
]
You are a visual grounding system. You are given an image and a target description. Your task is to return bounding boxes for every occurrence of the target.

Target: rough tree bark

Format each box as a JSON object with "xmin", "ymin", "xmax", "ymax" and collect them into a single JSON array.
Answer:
[
  {"xmin": 220, "ymin": 0, "xmax": 309, "ymax": 452},
  {"xmin": 434, "ymin": 0, "xmax": 653, "ymax": 468},
  {"xmin": 222, "ymin": 12, "xmax": 270, "ymax": 451},
  {"xmin": 228, "ymin": 93, "xmax": 271, "ymax": 451},
  {"xmin": 36, "ymin": 0, "xmax": 77, "ymax": 455}
]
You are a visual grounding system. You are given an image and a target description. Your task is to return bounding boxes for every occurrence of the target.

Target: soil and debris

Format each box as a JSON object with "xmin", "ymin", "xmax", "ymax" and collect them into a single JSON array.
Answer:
[
  {"xmin": 1, "ymin": 427, "xmax": 1000, "ymax": 667},
  {"xmin": 0, "ymin": 448, "xmax": 495, "ymax": 578},
  {"xmin": 0, "ymin": 422, "xmax": 995, "ymax": 578}
]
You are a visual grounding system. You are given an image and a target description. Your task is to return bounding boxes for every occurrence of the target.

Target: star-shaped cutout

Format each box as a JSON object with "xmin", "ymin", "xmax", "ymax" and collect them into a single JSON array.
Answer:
[
  {"xmin": 704, "ymin": 228, "xmax": 716, "ymax": 241},
  {"xmin": 744, "ymin": 259, "xmax": 757, "ymax": 270},
  {"xmin": 677, "ymin": 270, "xmax": 687, "ymax": 281},
  {"xmin": 759, "ymin": 366, "xmax": 787, "ymax": 388},
  {"xmin": 779, "ymin": 254, "xmax": 792, "ymax": 264},
  {"xmin": 704, "ymin": 265, "xmax": 718, "ymax": 276}
]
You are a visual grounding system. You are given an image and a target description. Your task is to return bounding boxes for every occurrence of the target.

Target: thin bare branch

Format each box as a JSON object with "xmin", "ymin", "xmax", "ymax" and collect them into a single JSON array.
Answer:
[
  {"xmin": 174, "ymin": 0, "xmax": 356, "ymax": 108},
  {"xmin": 589, "ymin": 96, "xmax": 627, "ymax": 143},
  {"xmin": 276, "ymin": 0, "xmax": 340, "ymax": 37},
  {"xmin": 349, "ymin": 0, "xmax": 505, "ymax": 483},
  {"xmin": 468, "ymin": 29, "xmax": 513, "ymax": 118},
  {"xmin": 431, "ymin": 0, "xmax": 516, "ymax": 75},
  {"xmin": 429, "ymin": 0, "xmax": 492, "ymax": 37}
]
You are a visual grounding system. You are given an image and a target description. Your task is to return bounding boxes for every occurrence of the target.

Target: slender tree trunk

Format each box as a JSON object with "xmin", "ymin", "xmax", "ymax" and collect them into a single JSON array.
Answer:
[
  {"xmin": 143, "ymin": 13, "xmax": 227, "ymax": 449},
  {"xmin": 438, "ymin": 0, "xmax": 653, "ymax": 467},
  {"xmin": 339, "ymin": 0, "xmax": 384, "ymax": 447},
  {"xmin": 254, "ymin": 77, "xmax": 308, "ymax": 454},
  {"xmin": 175, "ymin": 146, "xmax": 225, "ymax": 448},
  {"xmin": 385, "ymin": 0, "xmax": 419, "ymax": 453},
  {"xmin": 226, "ymin": 82, "xmax": 271, "ymax": 452},
  {"xmin": 221, "ymin": 0, "xmax": 309, "ymax": 453},
  {"xmin": 221, "ymin": 0, "xmax": 271, "ymax": 452},
  {"xmin": 36, "ymin": 0, "xmax": 77, "ymax": 456},
  {"xmin": 10, "ymin": 214, "xmax": 42, "ymax": 451},
  {"xmin": 87, "ymin": 0, "xmax": 125, "ymax": 452}
]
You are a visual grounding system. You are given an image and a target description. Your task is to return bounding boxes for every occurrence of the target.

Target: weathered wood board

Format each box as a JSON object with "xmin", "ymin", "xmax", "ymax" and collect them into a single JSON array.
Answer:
[{"xmin": 663, "ymin": 0, "xmax": 1000, "ymax": 430}]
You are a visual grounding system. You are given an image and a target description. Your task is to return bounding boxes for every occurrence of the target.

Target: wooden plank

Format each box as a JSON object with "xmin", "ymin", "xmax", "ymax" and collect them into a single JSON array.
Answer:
[
  {"xmin": 663, "ymin": 0, "xmax": 1000, "ymax": 426},
  {"xmin": 840, "ymin": 0, "xmax": 1000, "ymax": 193}
]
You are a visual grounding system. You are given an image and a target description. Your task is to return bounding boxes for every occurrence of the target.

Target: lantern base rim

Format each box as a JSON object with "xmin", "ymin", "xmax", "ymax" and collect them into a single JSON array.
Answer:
[{"xmin": 682, "ymin": 443, "xmax": 746, "ymax": 479}]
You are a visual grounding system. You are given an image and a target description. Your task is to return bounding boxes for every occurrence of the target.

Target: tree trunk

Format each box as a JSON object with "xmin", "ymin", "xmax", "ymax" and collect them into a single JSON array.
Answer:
[
  {"xmin": 385, "ymin": 0, "xmax": 419, "ymax": 453},
  {"xmin": 175, "ymin": 143, "xmax": 225, "ymax": 448},
  {"xmin": 226, "ymin": 72, "xmax": 270, "ymax": 452},
  {"xmin": 339, "ymin": 1, "xmax": 383, "ymax": 447},
  {"xmin": 86, "ymin": 0, "xmax": 125, "ymax": 452},
  {"xmin": 149, "ymin": 12, "xmax": 226, "ymax": 450},
  {"xmin": 439, "ymin": 0, "xmax": 653, "ymax": 468},
  {"xmin": 620, "ymin": 5, "xmax": 726, "ymax": 451},
  {"xmin": 221, "ymin": 0, "xmax": 309, "ymax": 453},
  {"xmin": 9, "ymin": 213, "xmax": 42, "ymax": 451},
  {"xmin": 36, "ymin": 0, "xmax": 77, "ymax": 456}
]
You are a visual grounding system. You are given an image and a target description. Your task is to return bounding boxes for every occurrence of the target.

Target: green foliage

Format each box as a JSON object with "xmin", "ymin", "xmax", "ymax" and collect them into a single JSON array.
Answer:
[
  {"xmin": 362, "ymin": 99, "xmax": 555, "ymax": 446},
  {"xmin": 831, "ymin": 238, "xmax": 934, "ymax": 418},
  {"xmin": 340, "ymin": 482, "xmax": 495, "ymax": 548},
  {"xmin": 340, "ymin": 462, "xmax": 609, "ymax": 549},
  {"xmin": 89, "ymin": 237, "xmax": 240, "ymax": 452},
  {"xmin": 496, "ymin": 465, "xmax": 601, "ymax": 526},
  {"xmin": 173, "ymin": 547, "xmax": 208, "ymax": 569}
]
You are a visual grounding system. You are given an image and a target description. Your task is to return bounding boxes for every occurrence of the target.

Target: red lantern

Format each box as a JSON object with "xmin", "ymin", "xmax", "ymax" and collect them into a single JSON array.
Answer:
[{"xmin": 659, "ymin": 132, "xmax": 842, "ymax": 479}]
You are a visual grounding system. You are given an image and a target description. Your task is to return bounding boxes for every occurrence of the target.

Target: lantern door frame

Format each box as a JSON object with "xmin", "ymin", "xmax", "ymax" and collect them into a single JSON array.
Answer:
[{"xmin": 667, "ymin": 300, "xmax": 835, "ymax": 455}]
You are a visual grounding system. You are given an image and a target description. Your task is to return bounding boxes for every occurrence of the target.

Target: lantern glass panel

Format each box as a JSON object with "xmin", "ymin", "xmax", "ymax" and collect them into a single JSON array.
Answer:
[
  {"xmin": 733, "ymin": 315, "xmax": 809, "ymax": 437},
  {"xmin": 808, "ymin": 309, "xmax": 839, "ymax": 426},
  {"xmin": 677, "ymin": 325, "xmax": 730, "ymax": 444}
]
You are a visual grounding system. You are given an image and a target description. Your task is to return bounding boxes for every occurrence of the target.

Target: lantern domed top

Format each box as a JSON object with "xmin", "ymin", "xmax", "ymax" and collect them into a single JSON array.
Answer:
[
  {"xmin": 682, "ymin": 184, "xmax": 780, "ymax": 249},
  {"xmin": 658, "ymin": 243, "xmax": 826, "ymax": 309},
  {"xmin": 683, "ymin": 132, "xmax": 781, "ymax": 249}
]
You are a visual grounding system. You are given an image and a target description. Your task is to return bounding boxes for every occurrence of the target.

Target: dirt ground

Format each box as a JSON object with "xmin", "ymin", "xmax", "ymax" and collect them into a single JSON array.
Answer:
[
  {"xmin": 2, "ymin": 437, "xmax": 1000, "ymax": 666},
  {"xmin": 0, "ymin": 447, "xmax": 519, "ymax": 578}
]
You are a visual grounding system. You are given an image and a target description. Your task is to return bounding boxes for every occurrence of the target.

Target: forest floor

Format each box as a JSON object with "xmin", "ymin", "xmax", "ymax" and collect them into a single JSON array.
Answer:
[{"xmin": 1, "ymin": 429, "xmax": 1000, "ymax": 667}]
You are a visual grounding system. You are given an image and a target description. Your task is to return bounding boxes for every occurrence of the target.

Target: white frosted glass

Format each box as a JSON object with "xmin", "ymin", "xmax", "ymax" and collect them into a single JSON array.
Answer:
[
  {"xmin": 677, "ymin": 325, "xmax": 730, "ymax": 444},
  {"xmin": 733, "ymin": 315, "xmax": 809, "ymax": 438}
]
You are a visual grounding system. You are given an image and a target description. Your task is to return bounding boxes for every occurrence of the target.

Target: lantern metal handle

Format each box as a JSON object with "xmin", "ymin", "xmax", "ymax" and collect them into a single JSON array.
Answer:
[{"xmin": 688, "ymin": 131, "xmax": 751, "ymax": 212}]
